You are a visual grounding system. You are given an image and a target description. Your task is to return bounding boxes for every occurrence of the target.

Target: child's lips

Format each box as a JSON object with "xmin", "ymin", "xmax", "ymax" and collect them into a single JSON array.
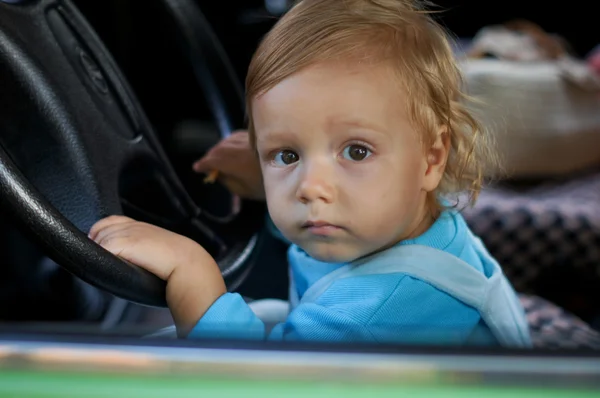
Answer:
[{"xmin": 302, "ymin": 220, "xmax": 342, "ymax": 235}]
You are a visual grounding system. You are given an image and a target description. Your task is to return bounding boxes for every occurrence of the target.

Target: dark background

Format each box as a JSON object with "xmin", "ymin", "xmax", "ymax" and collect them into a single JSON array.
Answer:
[{"xmin": 71, "ymin": 0, "xmax": 596, "ymax": 144}]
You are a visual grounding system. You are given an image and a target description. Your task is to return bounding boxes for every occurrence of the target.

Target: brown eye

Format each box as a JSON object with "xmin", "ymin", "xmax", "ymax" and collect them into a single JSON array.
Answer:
[
  {"xmin": 343, "ymin": 144, "xmax": 371, "ymax": 161},
  {"xmin": 274, "ymin": 150, "xmax": 299, "ymax": 165}
]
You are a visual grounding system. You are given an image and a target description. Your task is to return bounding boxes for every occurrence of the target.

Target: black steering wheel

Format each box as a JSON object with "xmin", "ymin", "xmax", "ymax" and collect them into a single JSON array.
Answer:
[{"xmin": 0, "ymin": 0, "xmax": 265, "ymax": 307}]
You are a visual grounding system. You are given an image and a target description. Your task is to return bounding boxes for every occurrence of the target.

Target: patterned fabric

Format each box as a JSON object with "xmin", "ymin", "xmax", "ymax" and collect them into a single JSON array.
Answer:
[
  {"xmin": 461, "ymin": 171, "xmax": 600, "ymax": 293},
  {"xmin": 521, "ymin": 294, "xmax": 600, "ymax": 349},
  {"xmin": 459, "ymin": 171, "xmax": 600, "ymax": 346}
]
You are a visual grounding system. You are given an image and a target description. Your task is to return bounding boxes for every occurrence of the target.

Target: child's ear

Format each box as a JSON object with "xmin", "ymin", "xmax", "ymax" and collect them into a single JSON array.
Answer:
[{"xmin": 422, "ymin": 126, "xmax": 450, "ymax": 192}]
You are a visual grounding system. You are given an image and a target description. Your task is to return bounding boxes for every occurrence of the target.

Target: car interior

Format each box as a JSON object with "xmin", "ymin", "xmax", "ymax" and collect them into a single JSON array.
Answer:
[{"xmin": 0, "ymin": 0, "xmax": 599, "ymax": 395}]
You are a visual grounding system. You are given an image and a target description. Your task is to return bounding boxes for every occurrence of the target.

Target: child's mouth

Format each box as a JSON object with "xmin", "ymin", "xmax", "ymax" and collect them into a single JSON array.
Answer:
[{"xmin": 302, "ymin": 221, "xmax": 342, "ymax": 236}]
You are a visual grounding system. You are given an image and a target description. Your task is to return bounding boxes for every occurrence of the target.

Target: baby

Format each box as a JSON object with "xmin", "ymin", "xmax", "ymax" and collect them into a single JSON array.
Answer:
[{"xmin": 90, "ymin": 0, "xmax": 531, "ymax": 346}]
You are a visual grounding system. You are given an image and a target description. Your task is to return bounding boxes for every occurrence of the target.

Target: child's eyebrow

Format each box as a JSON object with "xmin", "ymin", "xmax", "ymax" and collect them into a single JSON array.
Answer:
[
  {"xmin": 256, "ymin": 130, "xmax": 294, "ymax": 146},
  {"xmin": 330, "ymin": 118, "xmax": 388, "ymax": 135}
]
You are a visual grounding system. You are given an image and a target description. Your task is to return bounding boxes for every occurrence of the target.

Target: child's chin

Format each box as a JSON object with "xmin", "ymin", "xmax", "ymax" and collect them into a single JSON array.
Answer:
[{"xmin": 302, "ymin": 243, "xmax": 362, "ymax": 264}]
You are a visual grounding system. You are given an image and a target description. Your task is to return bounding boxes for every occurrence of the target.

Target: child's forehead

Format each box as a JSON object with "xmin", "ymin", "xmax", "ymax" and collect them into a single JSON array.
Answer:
[
  {"xmin": 251, "ymin": 60, "xmax": 417, "ymax": 146},
  {"xmin": 255, "ymin": 63, "xmax": 407, "ymax": 111},
  {"xmin": 254, "ymin": 60, "xmax": 404, "ymax": 109}
]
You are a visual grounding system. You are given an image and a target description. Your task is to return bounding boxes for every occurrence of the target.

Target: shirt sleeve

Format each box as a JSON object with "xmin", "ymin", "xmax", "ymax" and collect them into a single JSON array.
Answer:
[
  {"xmin": 186, "ymin": 293, "xmax": 266, "ymax": 340},
  {"xmin": 187, "ymin": 273, "xmax": 484, "ymax": 344}
]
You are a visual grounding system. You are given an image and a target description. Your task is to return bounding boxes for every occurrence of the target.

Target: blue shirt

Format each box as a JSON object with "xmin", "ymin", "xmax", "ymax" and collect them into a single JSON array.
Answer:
[{"xmin": 188, "ymin": 211, "xmax": 499, "ymax": 345}]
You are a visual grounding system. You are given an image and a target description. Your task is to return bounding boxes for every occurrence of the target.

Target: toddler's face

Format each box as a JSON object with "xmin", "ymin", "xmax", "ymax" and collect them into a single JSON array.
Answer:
[{"xmin": 253, "ymin": 61, "xmax": 437, "ymax": 263}]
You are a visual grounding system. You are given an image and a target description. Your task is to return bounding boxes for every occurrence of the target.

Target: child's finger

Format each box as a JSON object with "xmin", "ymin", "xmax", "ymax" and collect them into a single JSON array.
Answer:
[
  {"xmin": 92, "ymin": 220, "xmax": 138, "ymax": 247},
  {"xmin": 88, "ymin": 215, "xmax": 134, "ymax": 240}
]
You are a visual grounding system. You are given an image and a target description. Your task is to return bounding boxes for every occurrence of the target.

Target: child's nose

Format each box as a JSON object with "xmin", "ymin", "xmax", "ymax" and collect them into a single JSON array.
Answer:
[{"xmin": 295, "ymin": 162, "xmax": 335, "ymax": 204}]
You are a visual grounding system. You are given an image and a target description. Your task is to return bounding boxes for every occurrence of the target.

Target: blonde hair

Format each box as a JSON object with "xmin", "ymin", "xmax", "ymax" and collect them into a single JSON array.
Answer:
[{"xmin": 246, "ymin": 0, "xmax": 499, "ymax": 210}]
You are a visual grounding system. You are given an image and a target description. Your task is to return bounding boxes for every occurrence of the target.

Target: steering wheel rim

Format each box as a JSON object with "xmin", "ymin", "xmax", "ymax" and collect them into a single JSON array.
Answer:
[{"xmin": 0, "ymin": 0, "xmax": 264, "ymax": 307}]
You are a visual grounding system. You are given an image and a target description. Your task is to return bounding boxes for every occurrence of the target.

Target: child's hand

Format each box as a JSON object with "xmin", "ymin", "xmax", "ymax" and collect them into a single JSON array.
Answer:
[
  {"xmin": 89, "ymin": 215, "xmax": 204, "ymax": 279},
  {"xmin": 89, "ymin": 215, "xmax": 226, "ymax": 335},
  {"xmin": 192, "ymin": 130, "xmax": 265, "ymax": 200}
]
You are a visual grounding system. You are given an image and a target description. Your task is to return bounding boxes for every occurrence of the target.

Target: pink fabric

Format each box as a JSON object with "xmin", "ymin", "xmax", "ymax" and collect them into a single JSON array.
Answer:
[
  {"xmin": 587, "ymin": 46, "xmax": 600, "ymax": 75},
  {"xmin": 589, "ymin": 53, "xmax": 600, "ymax": 75}
]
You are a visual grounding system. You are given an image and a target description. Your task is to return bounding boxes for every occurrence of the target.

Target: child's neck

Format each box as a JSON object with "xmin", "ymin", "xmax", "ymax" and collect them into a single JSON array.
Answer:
[{"xmin": 406, "ymin": 209, "xmax": 437, "ymax": 241}]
